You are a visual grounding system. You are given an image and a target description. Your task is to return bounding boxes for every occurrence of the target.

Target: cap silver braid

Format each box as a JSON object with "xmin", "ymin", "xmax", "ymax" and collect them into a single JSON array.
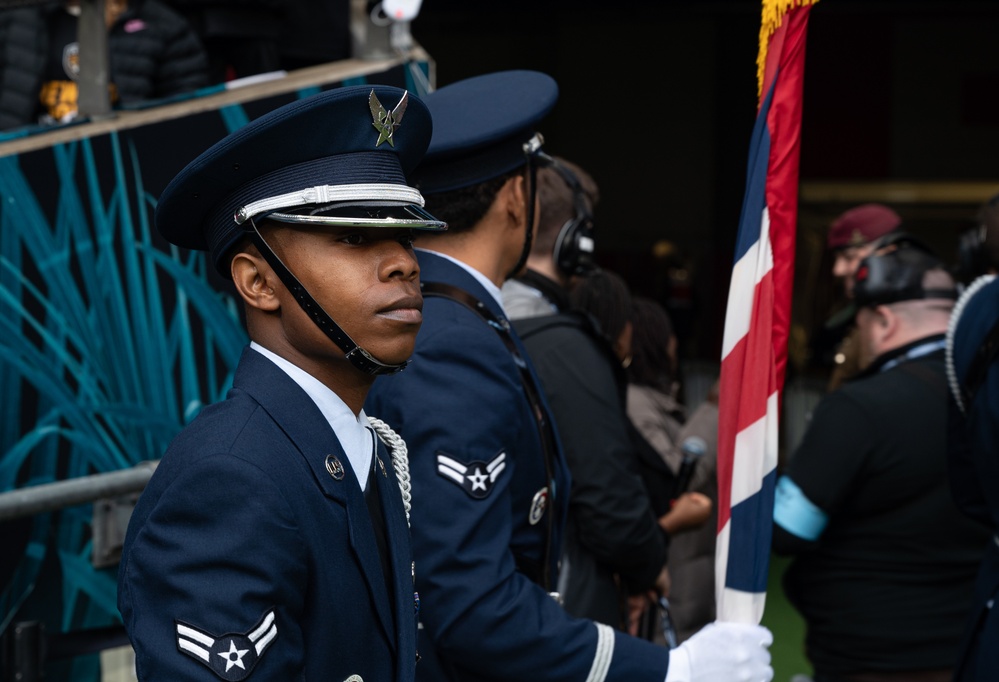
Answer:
[{"xmin": 235, "ymin": 183, "xmax": 425, "ymax": 224}]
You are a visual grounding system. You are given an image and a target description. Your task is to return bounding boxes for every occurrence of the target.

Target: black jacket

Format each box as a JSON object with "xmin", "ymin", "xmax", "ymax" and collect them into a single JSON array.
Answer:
[
  {"xmin": 0, "ymin": 0, "xmax": 208, "ymax": 130},
  {"xmin": 515, "ymin": 310, "xmax": 669, "ymax": 629},
  {"xmin": 773, "ymin": 339, "xmax": 990, "ymax": 676}
]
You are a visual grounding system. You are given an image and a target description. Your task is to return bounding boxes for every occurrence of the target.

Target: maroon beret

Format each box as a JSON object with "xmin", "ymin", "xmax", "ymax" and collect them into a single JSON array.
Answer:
[{"xmin": 826, "ymin": 203, "xmax": 901, "ymax": 249}]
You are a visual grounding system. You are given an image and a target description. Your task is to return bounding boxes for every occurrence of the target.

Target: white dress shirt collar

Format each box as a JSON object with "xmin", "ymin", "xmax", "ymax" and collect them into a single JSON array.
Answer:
[{"xmin": 250, "ymin": 341, "xmax": 374, "ymax": 490}]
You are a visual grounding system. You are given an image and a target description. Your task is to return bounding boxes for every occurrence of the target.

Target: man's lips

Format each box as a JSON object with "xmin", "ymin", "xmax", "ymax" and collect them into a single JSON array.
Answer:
[{"xmin": 378, "ymin": 295, "xmax": 423, "ymax": 323}]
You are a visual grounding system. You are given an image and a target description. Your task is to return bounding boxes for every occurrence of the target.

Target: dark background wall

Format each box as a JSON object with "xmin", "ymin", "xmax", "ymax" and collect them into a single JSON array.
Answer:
[{"xmin": 410, "ymin": 0, "xmax": 999, "ymax": 376}]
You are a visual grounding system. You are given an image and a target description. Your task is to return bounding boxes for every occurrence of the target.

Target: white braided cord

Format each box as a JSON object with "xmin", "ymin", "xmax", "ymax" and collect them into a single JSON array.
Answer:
[
  {"xmin": 946, "ymin": 274, "xmax": 996, "ymax": 415},
  {"xmin": 367, "ymin": 416, "xmax": 412, "ymax": 527}
]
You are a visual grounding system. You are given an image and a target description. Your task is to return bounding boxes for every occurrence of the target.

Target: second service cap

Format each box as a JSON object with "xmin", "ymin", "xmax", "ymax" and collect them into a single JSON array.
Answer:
[{"xmin": 412, "ymin": 70, "xmax": 559, "ymax": 195}]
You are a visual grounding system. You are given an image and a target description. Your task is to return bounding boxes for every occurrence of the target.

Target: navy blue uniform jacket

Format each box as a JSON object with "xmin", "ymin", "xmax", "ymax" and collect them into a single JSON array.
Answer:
[
  {"xmin": 365, "ymin": 251, "xmax": 671, "ymax": 681},
  {"xmin": 948, "ymin": 281, "xmax": 999, "ymax": 682},
  {"xmin": 118, "ymin": 347, "xmax": 417, "ymax": 681},
  {"xmin": 949, "ymin": 395, "xmax": 999, "ymax": 682}
]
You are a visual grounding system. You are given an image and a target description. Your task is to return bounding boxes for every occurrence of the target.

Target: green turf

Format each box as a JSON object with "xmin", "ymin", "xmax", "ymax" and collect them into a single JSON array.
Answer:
[{"xmin": 760, "ymin": 552, "xmax": 813, "ymax": 682}]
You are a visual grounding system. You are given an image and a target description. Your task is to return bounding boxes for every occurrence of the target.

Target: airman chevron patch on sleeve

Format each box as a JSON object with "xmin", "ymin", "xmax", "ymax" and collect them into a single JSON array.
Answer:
[
  {"xmin": 436, "ymin": 451, "xmax": 506, "ymax": 499},
  {"xmin": 175, "ymin": 609, "xmax": 277, "ymax": 680}
]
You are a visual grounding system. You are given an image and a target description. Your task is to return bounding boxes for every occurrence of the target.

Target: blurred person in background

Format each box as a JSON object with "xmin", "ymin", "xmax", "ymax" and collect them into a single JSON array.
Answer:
[
  {"xmin": 564, "ymin": 268, "xmax": 714, "ymax": 637},
  {"xmin": 774, "ymin": 238, "xmax": 989, "ymax": 682},
  {"xmin": 0, "ymin": 0, "xmax": 208, "ymax": 130},
  {"xmin": 502, "ymin": 153, "xmax": 712, "ymax": 635},
  {"xmin": 822, "ymin": 203, "xmax": 903, "ymax": 390},
  {"xmin": 626, "ymin": 294, "xmax": 719, "ymax": 643},
  {"xmin": 504, "ymin": 156, "xmax": 671, "ymax": 633}
]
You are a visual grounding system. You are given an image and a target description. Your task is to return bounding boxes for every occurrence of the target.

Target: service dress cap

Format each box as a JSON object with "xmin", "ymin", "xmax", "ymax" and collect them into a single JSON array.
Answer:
[
  {"xmin": 155, "ymin": 84, "xmax": 445, "ymax": 273},
  {"xmin": 827, "ymin": 203, "xmax": 902, "ymax": 250},
  {"xmin": 413, "ymin": 70, "xmax": 559, "ymax": 194}
]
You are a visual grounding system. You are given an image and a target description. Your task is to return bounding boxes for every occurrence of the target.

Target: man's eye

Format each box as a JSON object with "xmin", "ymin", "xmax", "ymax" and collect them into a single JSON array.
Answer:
[
  {"xmin": 398, "ymin": 232, "xmax": 416, "ymax": 248},
  {"xmin": 341, "ymin": 232, "xmax": 366, "ymax": 245}
]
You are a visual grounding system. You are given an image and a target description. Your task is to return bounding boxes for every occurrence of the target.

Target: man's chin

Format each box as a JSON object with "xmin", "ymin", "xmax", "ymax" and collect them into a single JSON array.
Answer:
[{"xmin": 368, "ymin": 342, "xmax": 418, "ymax": 369}]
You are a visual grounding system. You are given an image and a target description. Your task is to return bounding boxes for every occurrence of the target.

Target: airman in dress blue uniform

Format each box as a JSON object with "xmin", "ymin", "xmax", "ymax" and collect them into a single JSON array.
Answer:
[
  {"xmin": 365, "ymin": 70, "xmax": 774, "ymax": 682},
  {"xmin": 117, "ymin": 84, "xmax": 446, "ymax": 681},
  {"xmin": 946, "ymin": 273, "xmax": 999, "ymax": 682}
]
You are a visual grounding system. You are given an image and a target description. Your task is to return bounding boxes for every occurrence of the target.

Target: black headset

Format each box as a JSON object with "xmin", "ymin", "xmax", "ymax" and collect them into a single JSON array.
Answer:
[
  {"xmin": 547, "ymin": 158, "xmax": 597, "ymax": 277},
  {"xmin": 853, "ymin": 232, "xmax": 956, "ymax": 307}
]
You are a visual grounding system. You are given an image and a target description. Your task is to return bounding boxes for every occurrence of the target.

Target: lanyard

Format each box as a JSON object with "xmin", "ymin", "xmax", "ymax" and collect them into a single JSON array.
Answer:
[{"xmin": 879, "ymin": 338, "xmax": 946, "ymax": 373}]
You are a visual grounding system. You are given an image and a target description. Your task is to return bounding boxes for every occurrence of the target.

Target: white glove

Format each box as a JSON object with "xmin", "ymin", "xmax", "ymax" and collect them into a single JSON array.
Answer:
[{"xmin": 664, "ymin": 621, "xmax": 774, "ymax": 682}]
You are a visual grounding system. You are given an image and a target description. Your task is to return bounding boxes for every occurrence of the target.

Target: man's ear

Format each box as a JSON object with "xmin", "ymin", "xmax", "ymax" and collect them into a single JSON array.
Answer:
[
  {"xmin": 501, "ymin": 173, "xmax": 528, "ymax": 228},
  {"xmin": 230, "ymin": 251, "xmax": 280, "ymax": 312},
  {"xmin": 879, "ymin": 305, "xmax": 891, "ymax": 326},
  {"xmin": 873, "ymin": 304, "xmax": 896, "ymax": 334}
]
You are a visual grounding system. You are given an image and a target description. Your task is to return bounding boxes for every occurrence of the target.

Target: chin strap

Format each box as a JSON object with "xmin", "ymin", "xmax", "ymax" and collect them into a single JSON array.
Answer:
[
  {"xmin": 506, "ymin": 134, "xmax": 546, "ymax": 281},
  {"xmin": 248, "ymin": 219, "xmax": 409, "ymax": 376}
]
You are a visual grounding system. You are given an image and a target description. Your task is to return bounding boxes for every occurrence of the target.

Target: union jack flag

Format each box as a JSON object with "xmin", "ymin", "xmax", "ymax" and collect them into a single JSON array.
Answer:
[{"xmin": 715, "ymin": 0, "xmax": 818, "ymax": 624}]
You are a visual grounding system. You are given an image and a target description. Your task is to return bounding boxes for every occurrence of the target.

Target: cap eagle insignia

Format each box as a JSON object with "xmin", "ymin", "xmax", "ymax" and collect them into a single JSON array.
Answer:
[{"xmin": 369, "ymin": 90, "xmax": 408, "ymax": 147}]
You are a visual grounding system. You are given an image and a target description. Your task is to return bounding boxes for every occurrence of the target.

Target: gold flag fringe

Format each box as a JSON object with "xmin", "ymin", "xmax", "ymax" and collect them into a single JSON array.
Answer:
[{"xmin": 757, "ymin": 0, "xmax": 820, "ymax": 98}]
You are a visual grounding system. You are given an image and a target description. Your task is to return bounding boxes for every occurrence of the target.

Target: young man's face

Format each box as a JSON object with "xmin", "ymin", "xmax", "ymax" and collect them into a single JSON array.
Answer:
[{"xmin": 267, "ymin": 224, "xmax": 423, "ymax": 370}]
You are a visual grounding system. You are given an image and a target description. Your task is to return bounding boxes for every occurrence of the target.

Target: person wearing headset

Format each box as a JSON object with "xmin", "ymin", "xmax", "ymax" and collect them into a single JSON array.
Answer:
[
  {"xmin": 773, "ymin": 237, "xmax": 990, "ymax": 682},
  {"xmin": 501, "ymin": 156, "xmax": 711, "ymax": 634},
  {"xmin": 499, "ymin": 154, "xmax": 597, "ymax": 319}
]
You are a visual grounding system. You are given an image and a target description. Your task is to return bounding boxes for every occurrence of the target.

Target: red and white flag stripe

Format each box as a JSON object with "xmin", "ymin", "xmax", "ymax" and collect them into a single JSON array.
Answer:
[{"xmin": 715, "ymin": 0, "xmax": 817, "ymax": 625}]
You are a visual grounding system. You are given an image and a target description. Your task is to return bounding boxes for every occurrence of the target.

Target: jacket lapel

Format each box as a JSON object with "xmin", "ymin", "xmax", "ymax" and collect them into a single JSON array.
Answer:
[
  {"xmin": 232, "ymin": 348, "xmax": 398, "ymax": 652},
  {"xmin": 373, "ymin": 439, "xmax": 416, "ymax": 665}
]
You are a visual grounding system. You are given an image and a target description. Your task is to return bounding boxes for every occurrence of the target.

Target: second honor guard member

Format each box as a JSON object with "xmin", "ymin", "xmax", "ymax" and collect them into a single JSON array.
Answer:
[
  {"xmin": 366, "ymin": 70, "xmax": 773, "ymax": 682},
  {"xmin": 117, "ymin": 84, "xmax": 445, "ymax": 681}
]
